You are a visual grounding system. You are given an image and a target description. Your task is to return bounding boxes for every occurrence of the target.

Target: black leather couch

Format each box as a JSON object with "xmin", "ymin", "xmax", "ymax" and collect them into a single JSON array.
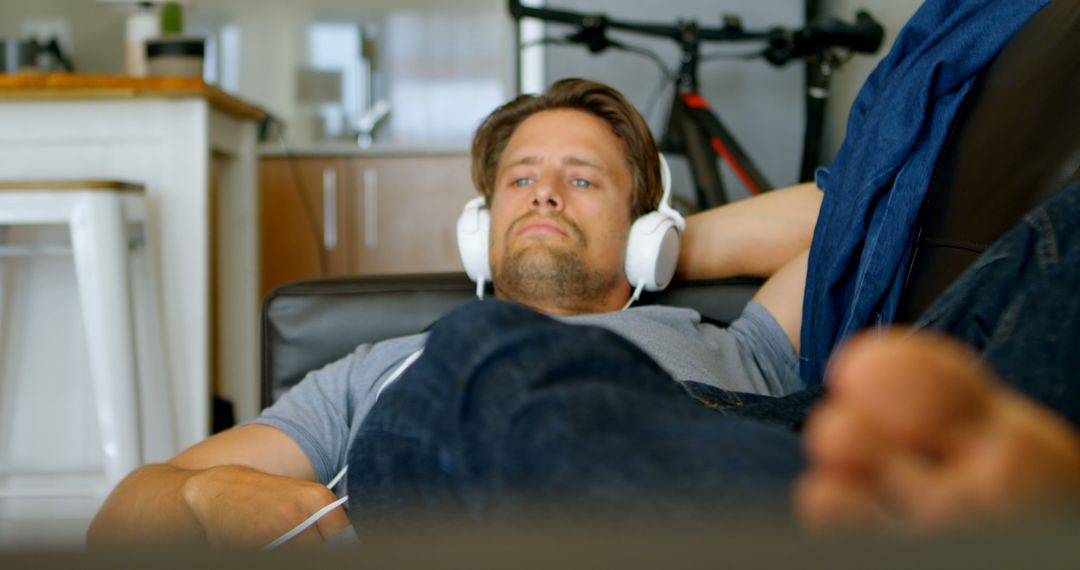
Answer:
[
  {"xmin": 262, "ymin": 0, "xmax": 1079, "ymax": 409},
  {"xmin": 261, "ymin": 274, "xmax": 763, "ymax": 407}
]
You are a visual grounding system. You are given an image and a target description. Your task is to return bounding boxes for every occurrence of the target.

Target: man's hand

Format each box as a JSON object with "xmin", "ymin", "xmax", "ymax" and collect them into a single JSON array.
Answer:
[
  {"xmin": 87, "ymin": 424, "xmax": 347, "ymax": 547},
  {"xmin": 182, "ymin": 464, "xmax": 349, "ymax": 547}
]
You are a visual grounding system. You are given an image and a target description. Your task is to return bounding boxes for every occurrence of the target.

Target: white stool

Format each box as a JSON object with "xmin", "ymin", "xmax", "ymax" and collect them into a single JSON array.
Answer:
[{"xmin": 0, "ymin": 180, "xmax": 165, "ymax": 491}]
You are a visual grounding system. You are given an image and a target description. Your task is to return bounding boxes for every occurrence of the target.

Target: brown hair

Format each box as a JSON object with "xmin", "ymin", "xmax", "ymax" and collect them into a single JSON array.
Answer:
[{"xmin": 470, "ymin": 78, "xmax": 661, "ymax": 219}]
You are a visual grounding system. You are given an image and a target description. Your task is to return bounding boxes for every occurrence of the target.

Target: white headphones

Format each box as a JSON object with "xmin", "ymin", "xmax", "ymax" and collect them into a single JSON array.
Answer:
[{"xmin": 457, "ymin": 153, "xmax": 686, "ymax": 304}]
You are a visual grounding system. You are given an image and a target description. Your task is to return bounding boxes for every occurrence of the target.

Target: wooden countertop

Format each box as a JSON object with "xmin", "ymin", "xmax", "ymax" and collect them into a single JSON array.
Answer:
[
  {"xmin": 0, "ymin": 73, "xmax": 267, "ymax": 122},
  {"xmin": 0, "ymin": 180, "xmax": 145, "ymax": 192}
]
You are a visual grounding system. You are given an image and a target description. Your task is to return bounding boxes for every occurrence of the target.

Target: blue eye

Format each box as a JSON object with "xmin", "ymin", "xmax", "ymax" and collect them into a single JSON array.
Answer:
[
  {"xmin": 571, "ymin": 179, "xmax": 592, "ymax": 188},
  {"xmin": 512, "ymin": 177, "xmax": 533, "ymax": 187}
]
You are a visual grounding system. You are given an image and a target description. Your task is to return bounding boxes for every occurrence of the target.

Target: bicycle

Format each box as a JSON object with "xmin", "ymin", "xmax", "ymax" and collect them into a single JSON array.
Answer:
[{"xmin": 508, "ymin": 0, "xmax": 884, "ymax": 210}]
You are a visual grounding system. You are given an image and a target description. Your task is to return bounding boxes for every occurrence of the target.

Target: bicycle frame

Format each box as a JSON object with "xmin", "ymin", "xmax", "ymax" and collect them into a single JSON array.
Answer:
[
  {"xmin": 662, "ymin": 90, "xmax": 773, "ymax": 208},
  {"xmin": 508, "ymin": 0, "xmax": 882, "ymax": 210}
]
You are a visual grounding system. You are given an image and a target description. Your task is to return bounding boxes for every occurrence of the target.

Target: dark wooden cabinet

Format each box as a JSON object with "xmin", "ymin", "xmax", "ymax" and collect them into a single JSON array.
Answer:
[{"xmin": 259, "ymin": 154, "xmax": 474, "ymax": 299}]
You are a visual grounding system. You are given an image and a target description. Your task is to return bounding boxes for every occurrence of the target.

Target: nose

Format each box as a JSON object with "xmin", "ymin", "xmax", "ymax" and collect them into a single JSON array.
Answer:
[{"xmin": 530, "ymin": 172, "xmax": 563, "ymax": 212}]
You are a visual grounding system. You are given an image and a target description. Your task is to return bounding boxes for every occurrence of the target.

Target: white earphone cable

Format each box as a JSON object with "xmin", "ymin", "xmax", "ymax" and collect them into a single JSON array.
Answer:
[
  {"xmin": 622, "ymin": 280, "xmax": 646, "ymax": 311},
  {"xmin": 264, "ymin": 342, "xmax": 427, "ymax": 549},
  {"xmin": 264, "ymin": 464, "xmax": 351, "ymax": 549},
  {"xmin": 263, "ymin": 494, "xmax": 350, "ymax": 550},
  {"xmin": 326, "ymin": 465, "xmax": 348, "ymax": 490},
  {"xmin": 375, "ymin": 348, "xmax": 425, "ymax": 401}
]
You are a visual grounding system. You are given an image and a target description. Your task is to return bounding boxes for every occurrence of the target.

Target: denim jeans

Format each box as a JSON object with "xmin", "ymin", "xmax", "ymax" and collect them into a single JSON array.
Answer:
[
  {"xmin": 686, "ymin": 181, "xmax": 1080, "ymax": 431},
  {"xmin": 347, "ymin": 182, "xmax": 1080, "ymax": 526},
  {"xmin": 346, "ymin": 300, "xmax": 804, "ymax": 526},
  {"xmin": 913, "ymin": 181, "xmax": 1080, "ymax": 427}
]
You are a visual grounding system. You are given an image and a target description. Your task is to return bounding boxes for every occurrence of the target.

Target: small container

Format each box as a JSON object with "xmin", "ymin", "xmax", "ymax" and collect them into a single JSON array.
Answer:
[
  {"xmin": 126, "ymin": 5, "xmax": 159, "ymax": 77},
  {"xmin": 145, "ymin": 37, "xmax": 204, "ymax": 78}
]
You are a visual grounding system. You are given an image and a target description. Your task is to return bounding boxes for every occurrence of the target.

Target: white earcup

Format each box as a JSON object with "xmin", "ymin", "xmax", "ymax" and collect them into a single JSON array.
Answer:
[
  {"xmin": 456, "ymin": 196, "xmax": 491, "ymax": 282},
  {"xmin": 622, "ymin": 153, "xmax": 685, "ymax": 292},
  {"xmin": 624, "ymin": 211, "xmax": 681, "ymax": 291}
]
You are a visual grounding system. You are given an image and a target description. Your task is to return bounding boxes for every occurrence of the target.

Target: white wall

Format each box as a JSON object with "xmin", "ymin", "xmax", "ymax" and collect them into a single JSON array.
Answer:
[
  {"xmin": 818, "ymin": 0, "xmax": 923, "ymax": 163},
  {"xmin": 3, "ymin": 0, "xmax": 926, "ymax": 165},
  {"xmin": 0, "ymin": 0, "xmax": 513, "ymax": 146},
  {"xmin": 188, "ymin": 0, "xmax": 512, "ymax": 144},
  {"xmin": 537, "ymin": 0, "xmax": 806, "ymax": 202},
  {"xmin": 0, "ymin": 0, "xmax": 126, "ymax": 73}
]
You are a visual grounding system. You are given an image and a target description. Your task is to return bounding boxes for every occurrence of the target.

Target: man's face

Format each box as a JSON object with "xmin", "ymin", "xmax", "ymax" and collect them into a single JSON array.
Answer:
[{"xmin": 489, "ymin": 108, "xmax": 634, "ymax": 315}]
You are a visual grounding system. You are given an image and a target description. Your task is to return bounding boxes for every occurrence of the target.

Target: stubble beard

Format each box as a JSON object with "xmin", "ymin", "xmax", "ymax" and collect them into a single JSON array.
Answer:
[{"xmin": 494, "ymin": 220, "xmax": 621, "ymax": 313}]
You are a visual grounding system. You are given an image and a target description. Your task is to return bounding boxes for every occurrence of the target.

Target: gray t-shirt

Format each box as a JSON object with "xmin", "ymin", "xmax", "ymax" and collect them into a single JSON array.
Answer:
[{"xmin": 252, "ymin": 301, "xmax": 800, "ymax": 485}]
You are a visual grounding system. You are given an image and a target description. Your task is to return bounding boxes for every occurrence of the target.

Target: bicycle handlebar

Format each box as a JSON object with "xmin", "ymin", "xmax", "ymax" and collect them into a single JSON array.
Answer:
[
  {"xmin": 787, "ymin": 11, "xmax": 883, "ymax": 54},
  {"xmin": 510, "ymin": 0, "xmax": 768, "ymax": 43},
  {"xmin": 509, "ymin": 0, "xmax": 883, "ymax": 59}
]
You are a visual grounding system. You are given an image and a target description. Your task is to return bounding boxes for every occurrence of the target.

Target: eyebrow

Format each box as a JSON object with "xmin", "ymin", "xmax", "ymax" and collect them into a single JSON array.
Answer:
[{"xmin": 503, "ymin": 155, "xmax": 609, "ymax": 172}]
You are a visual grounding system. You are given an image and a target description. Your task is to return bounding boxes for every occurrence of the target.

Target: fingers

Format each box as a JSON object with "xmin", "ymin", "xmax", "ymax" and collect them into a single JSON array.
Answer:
[
  {"xmin": 826, "ymin": 329, "xmax": 994, "ymax": 455},
  {"xmin": 795, "ymin": 472, "xmax": 897, "ymax": 532},
  {"xmin": 186, "ymin": 464, "xmax": 350, "ymax": 547},
  {"xmin": 272, "ymin": 488, "xmax": 350, "ymax": 548},
  {"xmin": 798, "ymin": 329, "xmax": 995, "ymax": 531},
  {"xmin": 803, "ymin": 400, "xmax": 886, "ymax": 479},
  {"xmin": 316, "ymin": 504, "xmax": 352, "ymax": 541},
  {"xmin": 279, "ymin": 499, "xmax": 350, "ymax": 548},
  {"xmin": 801, "ymin": 328, "xmax": 1080, "ymax": 532}
]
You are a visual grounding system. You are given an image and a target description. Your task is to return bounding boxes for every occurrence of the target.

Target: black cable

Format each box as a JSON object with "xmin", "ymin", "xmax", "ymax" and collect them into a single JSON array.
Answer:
[
  {"xmin": 603, "ymin": 40, "xmax": 678, "ymax": 124},
  {"xmin": 520, "ymin": 37, "xmax": 577, "ymax": 51},
  {"xmin": 642, "ymin": 69, "xmax": 670, "ymax": 126},
  {"xmin": 523, "ymin": 36, "xmax": 674, "ymax": 82},
  {"xmin": 524, "ymin": 36, "xmax": 673, "ymax": 126},
  {"xmin": 613, "ymin": 42, "xmax": 675, "ymax": 82}
]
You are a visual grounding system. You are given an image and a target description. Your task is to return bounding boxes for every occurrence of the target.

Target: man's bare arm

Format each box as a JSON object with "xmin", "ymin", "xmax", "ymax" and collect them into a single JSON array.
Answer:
[
  {"xmin": 750, "ymin": 247, "xmax": 810, "ymax": 353},
  {"xmin": 676, "ymin": 182, "xmax": 821, "ymax": 354},
  {"xmin": 676, "ymin": 182, "xmax": 821, "ymax": 281},
  {"xmin": 86, "ymin": 424, "xmax": 348, "ymax": 547}
]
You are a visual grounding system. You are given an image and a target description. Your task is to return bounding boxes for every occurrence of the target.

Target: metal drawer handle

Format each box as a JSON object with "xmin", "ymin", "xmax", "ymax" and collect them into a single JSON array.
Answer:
[
  {"xmin": 323, "ymin": 168, "xmax": 337, "ymax": 251},
  {"xmin": 364, "ymin": 168, "xmax": 378, "ymax": 250}
]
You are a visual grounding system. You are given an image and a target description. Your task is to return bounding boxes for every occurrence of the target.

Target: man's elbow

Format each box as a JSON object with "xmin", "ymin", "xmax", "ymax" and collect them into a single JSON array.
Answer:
[{"xmin": 85, "ymin": 463, "xmax": 202, "ymax": 547}]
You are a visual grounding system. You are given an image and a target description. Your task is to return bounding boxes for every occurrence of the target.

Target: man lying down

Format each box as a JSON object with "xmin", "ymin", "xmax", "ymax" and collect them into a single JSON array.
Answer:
[{"xmin": 87, "ymin": 0, "xmax": 1080, "ymax": 541}]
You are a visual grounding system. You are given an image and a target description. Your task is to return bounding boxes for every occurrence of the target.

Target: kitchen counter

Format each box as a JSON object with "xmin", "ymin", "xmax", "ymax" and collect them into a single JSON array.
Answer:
[
  {"xmin": 0, "ymin": 72, "xmax": 266, "ymax": 122},
  {"xmin": 0, "ymin": 75, "xmax": 264, "ymax": 471},
  {"xmin": 258, "ymin": 141, "xmax": 470, "ymax": 158}
]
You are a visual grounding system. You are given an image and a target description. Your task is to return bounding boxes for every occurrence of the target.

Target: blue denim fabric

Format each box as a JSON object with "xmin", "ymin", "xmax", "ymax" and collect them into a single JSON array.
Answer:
[
  {"xmin": 801, "ymin": 0, "xmax": 1048, "ymax": 386},
  {"xmin": 915, "ymin": 182, "xmax": 1080, "ymax": 428},
  {"xmin": 345, "ymin": 300, "xmax": 804, "ymax": 527},
  {"xmin": 694, "ymin": 182, "xmax": 1080, "ymax": 433},
  {"xmin": 680, "ymin": 381, "xmax": 825, "ymax": 433}
]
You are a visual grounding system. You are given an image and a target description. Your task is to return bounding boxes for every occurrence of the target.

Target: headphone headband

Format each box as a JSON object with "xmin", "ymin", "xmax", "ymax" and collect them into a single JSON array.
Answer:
[{"xmin": 656, "ymin": 153, "xmax": 686, "ymax": 232}]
